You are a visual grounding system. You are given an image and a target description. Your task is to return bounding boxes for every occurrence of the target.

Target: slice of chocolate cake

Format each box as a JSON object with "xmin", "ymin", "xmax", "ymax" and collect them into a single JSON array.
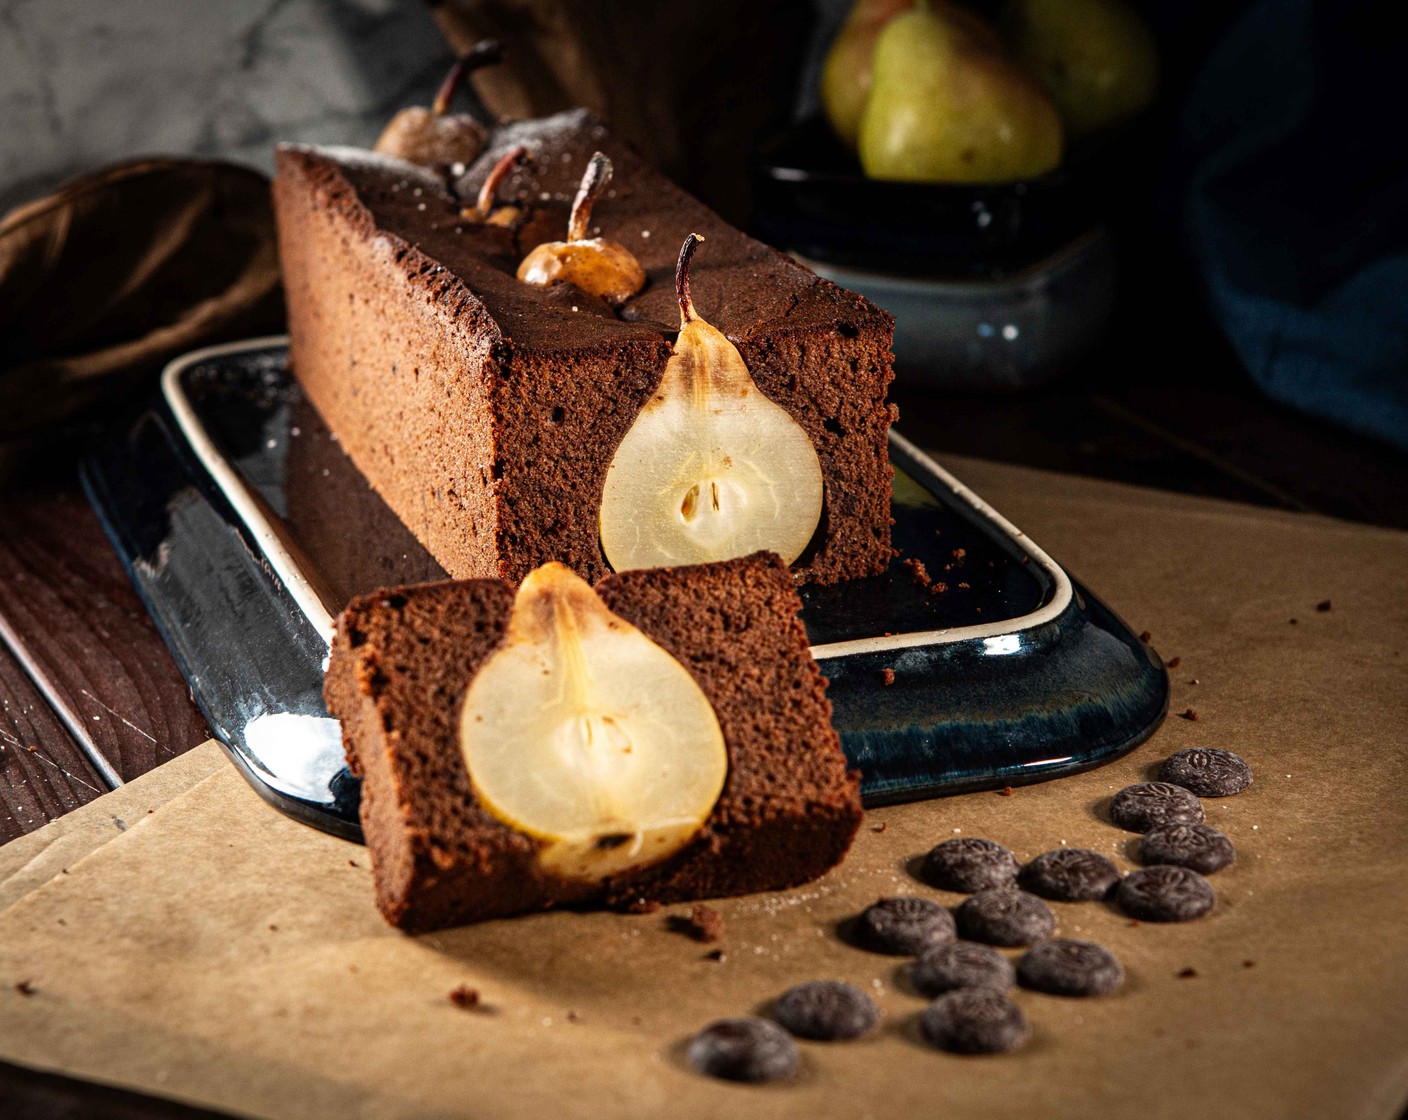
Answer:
[
  {"xmin": 324, "ymin": 552, "xmax": 862, "ymax": 931},
  {"xmin": 274, "ymin": 109, "xmax": 896, "ymax": 586}
]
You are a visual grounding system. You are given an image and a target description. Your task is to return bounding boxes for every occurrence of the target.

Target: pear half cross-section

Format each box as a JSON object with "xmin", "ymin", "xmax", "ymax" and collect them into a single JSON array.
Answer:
[
  {"xmin": 599, "ymin": 233, "xmax": 825, "ymax": 571},
  {"xmin": 459, "ymin": 563, "xmax": 727, "ymax": 882}
]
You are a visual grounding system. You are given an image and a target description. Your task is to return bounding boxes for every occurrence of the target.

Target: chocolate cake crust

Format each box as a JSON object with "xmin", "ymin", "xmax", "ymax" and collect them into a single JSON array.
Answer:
[
  {"xmin": 275, "ymin": 110, "xmax": 895, "ymax": 587},
  {"xmin": 324, "ymin": 552, "xmax": 862, "ymax": 931}
]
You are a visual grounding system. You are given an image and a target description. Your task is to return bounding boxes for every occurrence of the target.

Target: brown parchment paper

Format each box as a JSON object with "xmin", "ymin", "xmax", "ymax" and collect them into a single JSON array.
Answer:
[
  {"xmin": 2, "ymin": 459, "xmax": 1407, "ymax": 1120},
  {"xmin": 0, "ymin": 743, "xmax": 224, "ymax": 912}
]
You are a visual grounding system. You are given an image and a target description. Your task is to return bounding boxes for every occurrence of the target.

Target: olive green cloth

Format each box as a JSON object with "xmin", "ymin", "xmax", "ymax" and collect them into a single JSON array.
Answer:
[
  {"xmin": 0, "ymin": 159, "xmax": 281, "ymax": 438},
  {"xmin": 0, "ymin": 458, "xmax": 1405, "ymax": 1120}
]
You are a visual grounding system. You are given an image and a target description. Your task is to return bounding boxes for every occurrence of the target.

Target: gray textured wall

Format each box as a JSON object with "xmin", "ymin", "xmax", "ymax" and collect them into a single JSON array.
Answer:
[{"xmin": 0, "ymin": 0, "xmax": 449, "ymax": 212}]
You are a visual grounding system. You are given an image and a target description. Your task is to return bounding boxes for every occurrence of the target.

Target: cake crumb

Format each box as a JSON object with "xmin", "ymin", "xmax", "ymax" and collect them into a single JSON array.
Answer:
[
  {"xmin": 448, "ymin": 985, "xmax": 480, "ymax": 1009},
  {"xmin": 1315, "ymin": 599, "xmax": 1332, "ymax": 612},
  {"xmin": 951, "ymin": 548, "xmax": 966, "ymax": 561},
  {"xmin": 958, "ymin": 582, "xmax": 971, "ymax": 590},
  {"xmin": 672, "ymin": 904, "xmax": 725, "ymax": 943},
  {"xmin": 932, "ymin": 582, "xmax": 949, "ymax": 594},
  {"xmin": 1165, "ymin": 656, "xmax": 1182, "ymax": 668},
  {"xmin": 997, "ymin": 785, "xmax": 1014, "ymax": 797},
  {"xmin": 347, "ymin": 859, "xmax": 359, "ymax": 868},
  {"xmin": 1128, "ymin": 920, "xmax": 1140, "ymax": 927},
  {"xmin": 871, "ymin": 821, "xmax": 888, "ymax": 833},
  {"xmin": 1176, "ymin": 968, "xmax": 1198, "ymax": 979},
  {"xmin": 15, "ymin": 980, "xmax": 35, "ymax": 996},
  {"xmin": 903, "ymin": 557, "xmax": 933, "ymax": 590},
  {"xmin": 881, "ymin": 668, "xmax": 896, "ymax": 686},
  {"xmin": 624, "ymin": 897, "xmax": 662, "ymax": 915},
  {"xmin": 705, "ymin": 949, "xmax": 727, "ymax": 962},
  {"xmin": 1178, "ymin": 708, "xmax": 1200, "ymax": 721},
  {"xmin": 1139, "ymin": 631, "xmax": 1152, "ymax": 643}
]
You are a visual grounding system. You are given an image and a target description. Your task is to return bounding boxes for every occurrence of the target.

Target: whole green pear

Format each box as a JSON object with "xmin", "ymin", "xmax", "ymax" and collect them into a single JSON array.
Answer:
[
  {"xmin": 820, "ymin": 0, "xmax": 917, "ymax": 151},
  {"xmin": 1004, "ymin": 0, "xmax": 1159, "ymax": 138},
  {"xmin": 859, "ymin": 7, "xmax": 1063, "ymax": 183}
]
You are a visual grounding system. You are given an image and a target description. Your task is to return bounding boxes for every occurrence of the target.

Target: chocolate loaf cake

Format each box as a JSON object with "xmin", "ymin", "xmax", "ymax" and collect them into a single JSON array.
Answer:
[
  {"xmin": 324, "ymin": 552, "xmax": 862, "ymax": 931},
  {"xmin": 274, "ymin": 109, "xmax": 896, "ymax": 586}
]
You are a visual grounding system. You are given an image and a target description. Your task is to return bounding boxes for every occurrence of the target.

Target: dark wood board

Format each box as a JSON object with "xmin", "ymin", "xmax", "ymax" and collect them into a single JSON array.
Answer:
[
  {"xmin": 0, "ymin": 644, "xmax": 107, "ymax": 845},
  {"xmin": 0, "ymin": 480, "xmax": 210, "ymax": 785}
]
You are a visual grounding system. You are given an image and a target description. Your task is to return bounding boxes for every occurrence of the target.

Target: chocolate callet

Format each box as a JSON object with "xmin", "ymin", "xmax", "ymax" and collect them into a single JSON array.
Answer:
[
  {"xmin": 955, "ymin": 889, "xmax": 1056, "ymax": 947},
  {"xmin": 910, "ymin": 941, "xmax": 1015, "ymax": 996},
  {"xmin": 1117, "ymin": 865, "xmax": 1216, "ymax": 922},
  {"xmin": 687, "ymin": 1017, "xmax": 799, "ymax": 1082},
  {"xmin": 920, "ymin": 988, "xmax": 1029, "ymax": 1054},
  {"xmin": 1017, "ymin": 939, "xmax": 1124, "ymax": 997},
  {"xmin": 1139, "ymin": 823, "xmax": 1236, "ymax": 875},
  {"xmin": 1159, "ymin": 748, "xmax": 1252, "ymax": 797},
  {"xmin": 856, "ymin": 896, "xmax": 956, "ymax": 956},
  {"xmin": 1018, "ymin": 849, "xmax": 1121, "ymax": 902},
  {"xmin": 1109, "ymin": 782, "xmax": 1205, "ymax": 833},
  {"xmin": 772, "ymin": 980, "xmax": 879, "ymax": 1041},
  {"xmin": 922, "ymin": 838, "xmax": 1020, "ymax": 893}
]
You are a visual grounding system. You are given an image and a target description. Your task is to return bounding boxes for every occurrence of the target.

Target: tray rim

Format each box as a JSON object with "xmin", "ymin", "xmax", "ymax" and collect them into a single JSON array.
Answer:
[{"xmin": 161, "ymin": 335, "xmax": 1073, "ymax": 660}]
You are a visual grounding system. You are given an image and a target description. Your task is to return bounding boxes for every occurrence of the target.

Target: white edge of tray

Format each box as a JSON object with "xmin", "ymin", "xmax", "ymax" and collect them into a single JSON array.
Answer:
[{"xmin": 161, "ymin": 336, "xmax": 1074, "ymax": 661}]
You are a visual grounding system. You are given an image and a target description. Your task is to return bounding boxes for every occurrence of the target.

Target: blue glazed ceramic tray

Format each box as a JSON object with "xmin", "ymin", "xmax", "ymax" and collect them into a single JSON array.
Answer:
[{"xmin": 81, "ymin": 338, "xmax": 1166, "ymax": 841}]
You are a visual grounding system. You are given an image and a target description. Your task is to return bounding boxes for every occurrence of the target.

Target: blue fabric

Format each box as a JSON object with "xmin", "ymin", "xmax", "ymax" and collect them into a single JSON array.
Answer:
[{"xmin": 1181, "ymin": 0, "xmax": 1408, "ymax": 450}]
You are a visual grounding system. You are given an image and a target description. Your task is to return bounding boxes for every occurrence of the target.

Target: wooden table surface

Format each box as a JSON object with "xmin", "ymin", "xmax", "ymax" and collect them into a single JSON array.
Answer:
[{"xmin": 1, "ymin": 327, "xmax": 1406, "ymax": 1118}]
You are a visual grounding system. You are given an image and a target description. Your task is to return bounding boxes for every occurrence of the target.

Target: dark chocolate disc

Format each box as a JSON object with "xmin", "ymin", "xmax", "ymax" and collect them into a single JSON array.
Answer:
[
  {"xmin": 1117, "ymin": 865, "xmax": 1216, "ymax": 922},
  {"xmin": 910, "ymin": 941, "xmax": 1015, "ymax": 997},
  {"xmin": 1139, "ymin": 823, "xmax": 1236, "ymax": 875},
  {"xmin": 1160, "ymin": 749, "xmax": 1253, "ymax": 797},
  {"xmin": 772, "ymin": 980, "xmax": 879, "ymax": 1041},
  {"xmin": 856, "ymin": 897, "xmax": 956, "ymax": 956},
  {"xmin": 686, "ymin": 1017, "xmax": 799, "ymax": 1082},
  {"xmin": 1109, "ymin": 782, "xmax": 1205, "ymax": 833},
  {"xmin": 955, "ymin": 888, "xmax": 1056, "ymax": 947},
  {"xmin": 1018, "ymin": 849, "xmax": 1121, "ymax": 901},
  {"xmin": 921, "ymin": 837, "xmax": 1020, "ymax": 893},
  {"xmin": 920, "ymin": 988, "xmax": 1030, "ymax": 1054},
  {"xmin": 1017, "ymin": 939, "xmax": 1124, "ymax": 996}
]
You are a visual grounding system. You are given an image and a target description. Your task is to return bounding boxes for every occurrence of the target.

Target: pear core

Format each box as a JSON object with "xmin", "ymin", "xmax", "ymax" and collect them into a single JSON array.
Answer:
[
  {"xmin": 459, "ymin": 563, "xmax": 727, "ymax": 882},
  {"xmin": 599, "ymin": 234, "xmax": 824, "ymax": 572}
]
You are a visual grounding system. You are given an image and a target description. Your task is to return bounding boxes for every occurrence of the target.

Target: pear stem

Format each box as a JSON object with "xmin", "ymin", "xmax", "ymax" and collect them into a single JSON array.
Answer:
[
  {"xmin": 432, "ymin": 39, "xmax": 503, "ymax": 118},
  {"xmin": 567, "ymin": 152, "xmax": 612, "ymax": 242},
  {"xmin": 476, "ymin": 145, "xmax": 526, "ymax": 216},
  {"xmin": 676, "ymin": 232, "xmax": 705, "ymax": 327}
]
